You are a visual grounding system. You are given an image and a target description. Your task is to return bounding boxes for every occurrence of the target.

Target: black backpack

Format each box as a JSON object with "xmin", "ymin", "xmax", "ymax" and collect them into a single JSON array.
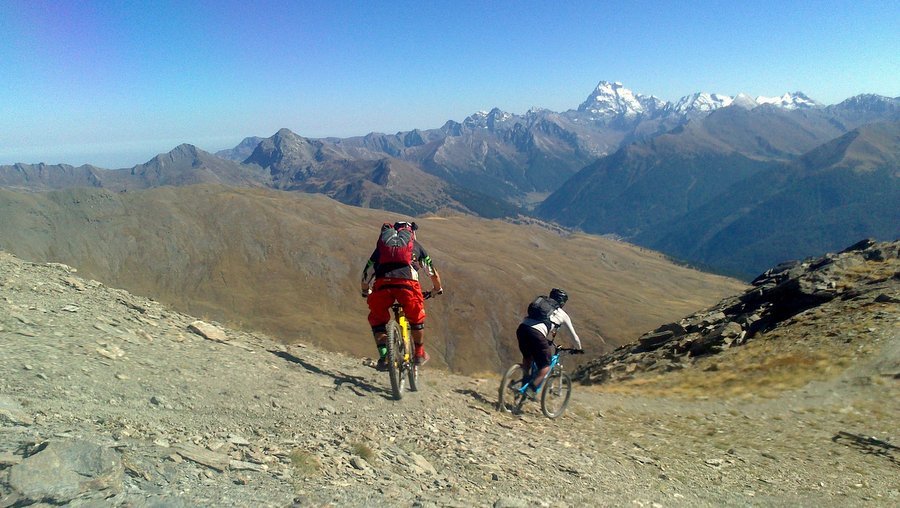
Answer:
[{"xmin": 527, "ymin": 295, "xmax": 559, "ymax": 327}]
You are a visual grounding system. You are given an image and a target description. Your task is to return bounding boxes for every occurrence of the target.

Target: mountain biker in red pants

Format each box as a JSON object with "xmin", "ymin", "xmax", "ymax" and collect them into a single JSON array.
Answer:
[{"xmin": 361, "ymin": 221, "xmax": 443, "ymax": 370}]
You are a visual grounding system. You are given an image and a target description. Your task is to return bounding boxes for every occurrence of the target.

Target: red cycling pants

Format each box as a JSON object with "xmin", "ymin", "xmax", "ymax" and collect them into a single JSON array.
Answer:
[{"xmin": 367, "ymin": 278, "xmax": 425, "ymax": 331}]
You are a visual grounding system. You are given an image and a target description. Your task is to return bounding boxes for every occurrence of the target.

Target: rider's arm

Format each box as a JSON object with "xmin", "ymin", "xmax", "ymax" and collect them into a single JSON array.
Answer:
[
  {"xmin": 415, "ymin": 243, "xmax": 443, "ymax": 294},
  {"xmin": 429, "ymin": 269, "xmax": 443, "ymax": 294},
  {"xmin": 556, "ymin": 309, "xmax": 582, "ymax": 350},
  {"xmin": 360, "ymin": 251, "xmax": 377, "ymax": 294}
]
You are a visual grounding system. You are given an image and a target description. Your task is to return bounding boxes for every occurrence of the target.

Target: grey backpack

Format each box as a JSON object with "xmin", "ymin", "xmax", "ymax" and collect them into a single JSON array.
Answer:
[{"xmin": 526, "ymin": 296, "xmax": 559, "ymax": 327}]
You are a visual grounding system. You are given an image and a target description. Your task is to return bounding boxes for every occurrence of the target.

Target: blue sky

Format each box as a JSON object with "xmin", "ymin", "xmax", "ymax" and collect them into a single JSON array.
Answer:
[{"xmin": 1, "ymin": 0, "xmax": 898, "ymax": 168}]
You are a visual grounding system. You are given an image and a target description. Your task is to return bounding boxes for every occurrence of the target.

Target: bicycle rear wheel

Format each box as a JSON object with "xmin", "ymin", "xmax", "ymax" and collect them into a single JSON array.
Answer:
[
  {"xmin": 540, "ymin": 366, "xmax": 572, "ymax": 419},
  {"xmin": 386, "ymin": 320, "xmax": 405, "ymax": 400},
  {"xmin": 497, "ymin": 363, "xmax": 526, "ymax": 413}
]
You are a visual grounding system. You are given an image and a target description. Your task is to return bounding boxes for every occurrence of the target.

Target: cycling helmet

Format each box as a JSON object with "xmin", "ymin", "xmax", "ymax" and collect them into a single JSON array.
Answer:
[
  {"xmin": 549, "ymin": 288, "xmax": 568, "ymax": 307},
  {"xmin": 393, "ymin": 221, "xmax": 418, "ymax": 231}
]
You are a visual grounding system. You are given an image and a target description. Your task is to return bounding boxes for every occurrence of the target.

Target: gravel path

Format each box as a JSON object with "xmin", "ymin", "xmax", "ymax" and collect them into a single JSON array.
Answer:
[{"xmin": 1, "ymin": 250, "xmax": 897, "ymax": 507}]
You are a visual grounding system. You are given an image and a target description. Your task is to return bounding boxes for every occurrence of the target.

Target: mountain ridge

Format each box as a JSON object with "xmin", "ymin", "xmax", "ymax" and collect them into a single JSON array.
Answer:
[{"xmin": 3, "ymin": 81, "xmax": 897, "ymax": 281}]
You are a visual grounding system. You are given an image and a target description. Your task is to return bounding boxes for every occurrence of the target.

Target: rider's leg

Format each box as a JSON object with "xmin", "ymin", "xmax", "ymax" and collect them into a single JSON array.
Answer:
[
  {"xmin": 397, "ymin": 283, "xmax": 427, "ymax": 362},
  {"xmin": 530, "ymin": 334, "xmax": 553, "ymax": 390},
  {"xmin": 370, "ymin": 325, "xmax": 389, "ymax": 370},
  {"xmin": 367, "ymin": 289, "xmax": 392, "ymax": 366},
  {"xmin": 411, "ymin": 327, "xmax": 424, "ymax": 346},
  {"xmin": 516, "ymin": 323, "xmax": 544, "ymax": 379},
  {"xmin": 516, "ymin": 325, "xmax": 529, "ymax": 369},
  {"xmin": 371, "ymin": 327, "xmax": 388, "ymax": 352},
  {"xmin": 532, "ymin": 365, "xmax": 551, "ymax": 388},
  {"xmin": 410, "ymin": 324, "xmax": 428, "ymax": 363}
]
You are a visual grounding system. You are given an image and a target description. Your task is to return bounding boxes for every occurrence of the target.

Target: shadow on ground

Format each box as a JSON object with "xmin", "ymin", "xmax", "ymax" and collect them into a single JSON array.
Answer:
[{"xmin": 270, "ymin": 350, "xmax": 392, "ymax": 399}]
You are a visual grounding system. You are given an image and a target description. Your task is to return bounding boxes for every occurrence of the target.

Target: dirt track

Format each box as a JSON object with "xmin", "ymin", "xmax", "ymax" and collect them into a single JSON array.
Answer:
[{"xmin": 1, "ymin": 250, "xmax": 898, "ymax": 507}]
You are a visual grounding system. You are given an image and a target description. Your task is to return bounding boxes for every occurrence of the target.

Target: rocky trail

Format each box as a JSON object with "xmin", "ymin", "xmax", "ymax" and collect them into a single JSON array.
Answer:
[{"xmin": 1, "ymin": 245, "xmax": 898, "ymax": 507}]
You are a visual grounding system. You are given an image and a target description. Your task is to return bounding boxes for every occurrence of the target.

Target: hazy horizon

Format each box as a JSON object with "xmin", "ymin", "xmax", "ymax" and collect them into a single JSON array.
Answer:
[{"xmin": 2, "ymin": 0, "xmax": 898, "ymax": 168}]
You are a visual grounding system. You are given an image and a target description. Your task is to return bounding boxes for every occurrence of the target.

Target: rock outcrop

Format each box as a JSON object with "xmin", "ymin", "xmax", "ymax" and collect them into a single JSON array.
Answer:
[{"xmin": 574, "ymin": 239, "xmax": 900, "ymax": 384}]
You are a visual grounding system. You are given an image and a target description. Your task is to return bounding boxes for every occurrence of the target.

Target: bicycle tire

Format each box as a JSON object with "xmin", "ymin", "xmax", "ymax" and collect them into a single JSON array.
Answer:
[
  {"xmin": 497, "ymin": 363, "xmax": 526, "ymax": 413},
  {"xmin": 540, "ymin": 366, "xmax": 572, "ymax": 419},
  {"xmin": 386, "ymin": 320, "xmax": 405, "ymax": 400}
]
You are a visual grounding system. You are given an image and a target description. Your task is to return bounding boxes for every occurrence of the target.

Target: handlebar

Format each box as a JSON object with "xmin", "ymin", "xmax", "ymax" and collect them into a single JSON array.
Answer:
[
  {"xmin": 363, "ymin": 288, "xmax": 441, "ymax": 299},
  {"xmin": 552, "ymin": 343, "xmax": 584, "ymax": 355},
  {"xmin": 422, "ymin": 289, "xmax": 442, "ymax": 300}
]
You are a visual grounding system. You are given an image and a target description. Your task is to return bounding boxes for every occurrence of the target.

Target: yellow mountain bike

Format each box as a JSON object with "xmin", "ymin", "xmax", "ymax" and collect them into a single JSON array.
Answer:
[{"xmin": 385, "ymin": 291, "xmax": 434, "ymax": 400}]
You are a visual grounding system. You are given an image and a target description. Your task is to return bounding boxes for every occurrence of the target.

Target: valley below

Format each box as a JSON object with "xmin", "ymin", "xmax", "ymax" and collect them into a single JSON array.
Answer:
[{"xmin": 0, "ymin": 184, "xmax": 745, "ymax": 375}]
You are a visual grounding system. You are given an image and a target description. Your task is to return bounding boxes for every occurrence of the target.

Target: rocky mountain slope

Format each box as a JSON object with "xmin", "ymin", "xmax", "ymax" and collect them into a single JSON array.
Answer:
[
  {"xmin": 633, "ymin": 121, "xmax": 900, "ymax": 278},
  {"xmin": 1, "ymin": 241, "xmax": 897, "ymax": 506},
  {"xmin": 0, "ymin": 184, "xmax": 744, "ymax": 376},
  {"xmin": 574, "ymin": 239, "xmax": 900, "ymax": 386},
  {"xmin": 539, "ymin": 115, "xmax": 900, "ymax": 279},
  {"xmin": 242, "ymin": 128, "xmax": 519, "ymax": 217}
]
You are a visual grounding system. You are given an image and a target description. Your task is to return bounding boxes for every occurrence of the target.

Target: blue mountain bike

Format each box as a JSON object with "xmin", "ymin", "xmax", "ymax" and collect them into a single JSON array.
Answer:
[{"xmin": 497, "ymin": 341, "xmax": 583, "ymax": 418}]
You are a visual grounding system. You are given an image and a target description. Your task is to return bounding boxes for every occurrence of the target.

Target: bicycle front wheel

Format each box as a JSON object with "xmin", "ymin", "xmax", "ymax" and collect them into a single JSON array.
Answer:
[
  {"xmin": 540, "ymin": 367, "xmax": 572, "ymax": 419},
  {"xmin": 386, "ymin": 320, "xmax": 405, "ymax": 400},
  {"xmin": 497, "ymin": 363, "xmax": 526, "ymax": 413}
]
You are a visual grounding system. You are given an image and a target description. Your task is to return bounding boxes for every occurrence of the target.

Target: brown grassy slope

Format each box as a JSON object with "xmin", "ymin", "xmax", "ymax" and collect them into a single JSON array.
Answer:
[{"xmin": 0, "ymin": 184, "xmax": 745, "ymax": 374}]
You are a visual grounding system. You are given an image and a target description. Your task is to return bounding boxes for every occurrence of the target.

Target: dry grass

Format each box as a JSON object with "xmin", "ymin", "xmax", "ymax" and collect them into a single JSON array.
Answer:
[
  {"xmin": 590, "ymin": 332, "xmax": 859, "ymax": 399},
  {"xmin": 288, "ymin": 448, "xmax": 321, "ymax": 477},
  {"xmin": 350, "ymin": 442, "xmax": 375, "ymax": 463},
  {"xmin": 837, "ymin": 259, "xmax": 900, "ymax": 287}
]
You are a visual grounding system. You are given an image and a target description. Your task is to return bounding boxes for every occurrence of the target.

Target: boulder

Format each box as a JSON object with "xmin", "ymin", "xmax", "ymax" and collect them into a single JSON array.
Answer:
[{"xmin": 7, "ymin": 440, "xmax": 123, "ymax": 504}]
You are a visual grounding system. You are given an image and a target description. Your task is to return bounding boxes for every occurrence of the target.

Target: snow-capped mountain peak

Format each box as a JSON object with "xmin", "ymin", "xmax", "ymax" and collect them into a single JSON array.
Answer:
[
  {"xmin": 577, "ymin": 81, "xmax": 665, "ymax": 119},
  {"xmin": 462, "ymin": 108, "xmax": 515, "ymax": 130},
  {"xmin": 731, "ymin": 93, "xmax": 759, "ymax": 110},
  {"xmin": 756, "ymin": 92, "xmax": 819, "ymax": 109},
  {"xmin": 672, "ymin": 92, "xmax": 734, "ymax": 117}
]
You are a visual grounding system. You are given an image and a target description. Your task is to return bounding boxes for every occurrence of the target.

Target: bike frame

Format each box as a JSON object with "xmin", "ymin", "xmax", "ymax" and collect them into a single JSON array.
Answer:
[
  {"xmin": 391, "ymin": 303, "xmax": 412, "ymax": 363},
  {"xmin": 516, "ymin": 346, "xmax": 563, "ymax": 396}
]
